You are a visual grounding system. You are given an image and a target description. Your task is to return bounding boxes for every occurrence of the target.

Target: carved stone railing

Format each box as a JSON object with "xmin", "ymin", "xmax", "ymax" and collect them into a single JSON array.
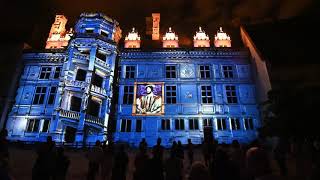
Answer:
[
  {"xmin": 95, "ymin": 58, "xmax": 112, "ymax": 74},
  {"xmin": 95, "ymin": 57, "xmax": 108, "ymax": 67},
  {"xmin": 73, "ymin": 52, "xmax": 90, "ymax": 61},
  {"xmin": 85, "ymin": 114, "xmax": 104, "ymax": 126},
  {"xmin": 59, "ymin": 109, "xmax": 80, "ymax": 121},
  {"xmin": 90, "ymin": 85, "xmax": 107, "ymax": 96},
  {"xmin": 65, "ymin": 80, "xmax": 88, "ymax": 89}
]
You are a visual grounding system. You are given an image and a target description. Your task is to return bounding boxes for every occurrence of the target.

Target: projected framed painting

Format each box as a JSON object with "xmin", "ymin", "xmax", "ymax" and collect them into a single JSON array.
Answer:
[{"xmin": 132, "ymin": 82, "xmax": 165, "ymax": 116}]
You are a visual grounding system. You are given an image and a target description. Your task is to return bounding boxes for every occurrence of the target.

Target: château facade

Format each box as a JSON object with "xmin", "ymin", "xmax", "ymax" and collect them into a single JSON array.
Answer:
[{"xmin": 5, "ymin": 13, "xmax": 270, "ymax": 147}]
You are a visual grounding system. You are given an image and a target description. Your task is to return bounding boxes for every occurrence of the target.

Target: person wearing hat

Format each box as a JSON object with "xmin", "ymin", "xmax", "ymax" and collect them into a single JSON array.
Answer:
[{"xmin": 136, "ymin": 84, "xmax": 162, "ymax": 114}]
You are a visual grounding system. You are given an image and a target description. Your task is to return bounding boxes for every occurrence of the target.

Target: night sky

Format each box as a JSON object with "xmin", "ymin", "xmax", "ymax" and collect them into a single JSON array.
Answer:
[{"xmin": 2, "ymin": 0, "xmax": 317, "ymax": 48}]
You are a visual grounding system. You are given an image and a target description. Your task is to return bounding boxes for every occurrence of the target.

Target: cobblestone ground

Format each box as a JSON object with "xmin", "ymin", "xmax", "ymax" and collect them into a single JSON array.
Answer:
[{"xmin": 8, "ymin": 146, "xmax": 310, "ymax": 180}]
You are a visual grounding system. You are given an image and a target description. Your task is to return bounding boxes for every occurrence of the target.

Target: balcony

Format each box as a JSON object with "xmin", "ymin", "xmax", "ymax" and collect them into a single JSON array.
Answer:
[
  {"xmin": 59, "ymin": 109, "xmax": 104, "ymax": 127},
  {"xmin": 95, "ymin": 58, "xmax": 112, "ymax": 74},
  {"xmin": 72, "ymin": 52, "xmax": 90, "ymax": 62},
  {"xmin": 65, "ymin": 80, "xmax": 88, "ymax": 89},
  {"xmin": 85, "ymin": 114, "xmax": 104, "ymax": 126},
  {"xmin": 59, "ymin": 109, "xmax": 80, "ymax": 121},
  {"xmin": 90, "ymin": 84, "xmax": 107, "ymax": 96}
]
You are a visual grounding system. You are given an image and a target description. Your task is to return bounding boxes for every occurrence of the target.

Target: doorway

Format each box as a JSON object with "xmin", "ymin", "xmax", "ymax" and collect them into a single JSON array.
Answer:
[{"xmin": 64, "ymin": 126, "xmax": 76, "ymax": 143}]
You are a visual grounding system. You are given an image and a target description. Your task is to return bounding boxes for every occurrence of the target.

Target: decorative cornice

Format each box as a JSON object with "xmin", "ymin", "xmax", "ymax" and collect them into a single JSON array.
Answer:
[
  {"xmin": 79, "ymin": 12, "xmax": 119, "ymax": 25},
  {"xmin": 22, "ymin": 52, "xmax": 67, "ymax": 63},
  {"xmin": 120, "ymin": 48, "xmax": 249, "ymax": 60}
]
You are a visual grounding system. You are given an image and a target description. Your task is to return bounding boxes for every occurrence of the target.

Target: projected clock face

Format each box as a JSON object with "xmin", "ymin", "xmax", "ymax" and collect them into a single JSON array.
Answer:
[{"xmin": 180, "ymin": 64, "xmax": 195, "ymax": 78}]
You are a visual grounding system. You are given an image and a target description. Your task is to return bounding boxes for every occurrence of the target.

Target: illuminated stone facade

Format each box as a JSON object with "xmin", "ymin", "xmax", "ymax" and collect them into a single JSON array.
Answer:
[
  {"xmin": 214, "ymin": 27, "xmax": 231, "ymax": 47},
  {"xmin": 6, "ymin": 13, "xmax": 119, "ymax": 143},
  {"xmin": 45, "ymin": 15, "xmax": 73, "ymax": 49},
  {"xmin": 6, "ymin": 13, "xmax": 266, "ymax": 147},
  {"xmin": 162, "ymin": 27, "xmax": 179, "ymax": 48},
  {"xmin": 124, "ymin": 28, "xmax": 141, "ymax": 48},
  {"xmin": 193, "ymin": 27, "xmax": 210, "ymax": 47},
  {"xmin": 116, "ymin": 48, "xmax": 259, "ymax": 146}
]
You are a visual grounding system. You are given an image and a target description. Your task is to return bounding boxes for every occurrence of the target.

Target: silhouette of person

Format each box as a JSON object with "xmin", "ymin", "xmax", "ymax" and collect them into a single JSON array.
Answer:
[
  {"xmin": 246, "ymin": 147, "xmax": 282, "ymax": 180},
  {"xmin": 176, "ymin": 141, "xmax": 184, "ymax": 160},
  {"xmin": 86, "ymin": 140, "xmax": 103, "ymax": 180},
  {"xmin": 139, "ymin": 138, "xmax": 148, "ymax": 153},
  {"xmin": 111, "ymin": 145, "xmax": 129, "ymax": 180},
  {"xmin": 134, "ymin": 144, "xmax": 149, "ymax": 180},
  {"xmin": 152, "ymin": 138, "xmax": 164, "ymax": 160},
  {"xmin": 101, "ymin": 142, "xmax": 114, "ymax": 180},
  {"xmin": 54, "ymin": 147, "xmax": 70, "ymax": 180},
  {"xmin": 136, "ymin": 84, "xmax": 162, "ymax": 114},
  {"xmin": 188, "ymin": 162, "xmax": 210, "ymax": 180},
  {"xmin": 165, "ymin": 150, "xmax": 183, "ymax": 180},
  {"xmin": 32, "ymin": 136, "xmax": 57, "ymax": 180},
  {"xmin": 187, "ymin": 139, "xmax": 194, "ymax": 167}
]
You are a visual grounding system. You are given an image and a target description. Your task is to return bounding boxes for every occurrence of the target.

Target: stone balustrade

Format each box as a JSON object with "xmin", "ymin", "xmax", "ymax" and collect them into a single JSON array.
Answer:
[
  {"xmin": 73, "ymin": 52, "xmax": 90, "ymax": 61},
  {"xmin": 90, "ymin": 85, "xmax": 107, "ymax": 96},
  {"xmin": 85, "ymin": 114, "xmax": 104, "ymax": 126},
  {"xmin": 65, "ymin": 80, "xmax": 88, "ymax": 89},
  {"xmin": 59, "ymin": 109, "xmax": 80, "ymax": 120}
]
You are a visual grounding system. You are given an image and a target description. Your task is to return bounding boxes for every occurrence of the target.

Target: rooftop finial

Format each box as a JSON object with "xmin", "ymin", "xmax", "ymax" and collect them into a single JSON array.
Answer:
[
  {"xmin": 199, "ymin": 27, "xmax": 202, "ymax": 32},
  {"xmin": 169, "ymin": 27, "xmax": 172, "ymax": 32},
  {"xmin": 132, "ymin": 27, "xmax": 135, "ymax": 32},
  {"xmin": 219, "ymin": 27, "xmax": 223, "ymax": 32}
]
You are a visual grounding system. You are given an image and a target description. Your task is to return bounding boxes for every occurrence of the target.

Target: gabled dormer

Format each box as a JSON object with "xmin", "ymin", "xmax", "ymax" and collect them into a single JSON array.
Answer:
[
  {"xmin": 162, "ymin": 27, "xmax": 179, "ymax": 48},
  {"xmin": 124, "ymin": 28, "xmax": 141, "ymax": 48},
  {"xmin": 193, "ymin": 27, "xmax": 210, "ymax": 47},
  {"xmin": 214, "ymin": 27, "xmax": 231, "ymax": 47}
]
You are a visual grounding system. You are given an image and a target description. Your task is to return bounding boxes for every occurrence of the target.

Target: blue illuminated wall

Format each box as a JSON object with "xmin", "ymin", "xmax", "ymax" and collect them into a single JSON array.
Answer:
[
  {"xmin": 6, "ymin": 13, "xmax": 119, "ymax": 144},
  {"xmin": 115, "ymin": 49, "xmax": 260, "ymax": 147},
  {"xmin": 5, "ymin": 12, "xmax": 263, "ymax": 147}
]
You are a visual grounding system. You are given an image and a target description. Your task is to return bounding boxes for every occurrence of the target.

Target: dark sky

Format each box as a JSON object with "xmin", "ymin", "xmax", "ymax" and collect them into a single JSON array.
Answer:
[{"xmin": 2, "ymin": 0, "xmax": 317, "ymax": 48}]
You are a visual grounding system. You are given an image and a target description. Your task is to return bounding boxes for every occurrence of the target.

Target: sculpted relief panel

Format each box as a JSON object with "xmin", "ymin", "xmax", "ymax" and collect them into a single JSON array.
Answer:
[{"xmin": 180, "ymin": 64, "xmax": 195, "ymax": 78}]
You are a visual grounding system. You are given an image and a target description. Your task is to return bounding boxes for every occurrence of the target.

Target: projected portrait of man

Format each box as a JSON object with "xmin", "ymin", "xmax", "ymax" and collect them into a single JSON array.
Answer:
[{"xmin": 136, "ymin": 84, "xmax": 162, "ymax": 114}]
